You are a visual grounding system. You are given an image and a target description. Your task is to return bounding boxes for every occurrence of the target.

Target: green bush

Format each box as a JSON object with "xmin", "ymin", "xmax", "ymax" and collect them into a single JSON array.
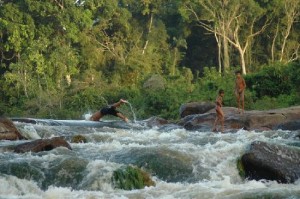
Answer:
[
  {"xmin": 250, "ymin": 94, "xmax": 299, "ymax": 110},
  {"xmin": 245, "ymin": 63, "xmax": 292, "ymax": 98}
]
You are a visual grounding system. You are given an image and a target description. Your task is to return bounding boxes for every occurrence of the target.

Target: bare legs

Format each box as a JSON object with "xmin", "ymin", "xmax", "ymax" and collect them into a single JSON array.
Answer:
[
  {"xmin": 212, "ymin": 108, "xmax": 224, "ymax": 132},
  {"xmin": 235, "ymin": 91, "xmax": 245, "ymax": 114},
  {"xmin": 116, "ymin": 112, "xmax": 129, "ymax": 123}
]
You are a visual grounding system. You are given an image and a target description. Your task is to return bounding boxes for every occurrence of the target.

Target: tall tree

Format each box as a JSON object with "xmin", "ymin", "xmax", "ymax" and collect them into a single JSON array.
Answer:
[
  {"xmin": 181, "ymin": 0, "xmax": 269, "ymax": 74},
  {"xmin": 269, "ymin": 0, "xmax": 299, "ymax": 63}
]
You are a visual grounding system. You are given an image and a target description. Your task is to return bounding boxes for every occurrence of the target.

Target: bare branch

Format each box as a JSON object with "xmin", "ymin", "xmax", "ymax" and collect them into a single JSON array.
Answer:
[{"xmin": 52, "ymin": 0, "xmax": 64, "ymax": 9}]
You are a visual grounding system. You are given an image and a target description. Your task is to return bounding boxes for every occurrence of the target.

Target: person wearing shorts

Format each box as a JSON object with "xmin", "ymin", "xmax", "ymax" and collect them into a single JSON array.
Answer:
[{"xmin": 90, "ymin": 99, "xmax": 129, "ymax": 122}]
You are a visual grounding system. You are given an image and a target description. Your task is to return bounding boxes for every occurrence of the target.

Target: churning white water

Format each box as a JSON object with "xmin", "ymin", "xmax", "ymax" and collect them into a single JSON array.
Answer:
[{"xmin": 0, "ymin": 119, "xmax": 300, "ymax": 199}]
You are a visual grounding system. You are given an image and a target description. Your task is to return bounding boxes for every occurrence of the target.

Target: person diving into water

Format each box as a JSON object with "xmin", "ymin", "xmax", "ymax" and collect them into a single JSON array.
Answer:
[{"xmin": 90, "ymin": 99, "xmax": 129, "ymax": 122}]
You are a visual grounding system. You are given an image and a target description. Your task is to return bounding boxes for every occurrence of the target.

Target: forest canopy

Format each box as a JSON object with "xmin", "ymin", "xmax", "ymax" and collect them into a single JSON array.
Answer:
[{"xmin": 0, "ymin": 0, "xmax": 299, "ymax": 120}]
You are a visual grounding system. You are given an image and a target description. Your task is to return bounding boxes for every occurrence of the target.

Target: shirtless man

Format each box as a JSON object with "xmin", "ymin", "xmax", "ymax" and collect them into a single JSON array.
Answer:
[
  {"xmin": 212, "ymin": 89, "xmax": 225, "ymax": 132},
  {"xmin": 90, "ymin": 99, "xmax": 129, "ymax": 122},
  {"xmin": 235, "ymin": 71, "xmax": 246, "ymax": 114}
]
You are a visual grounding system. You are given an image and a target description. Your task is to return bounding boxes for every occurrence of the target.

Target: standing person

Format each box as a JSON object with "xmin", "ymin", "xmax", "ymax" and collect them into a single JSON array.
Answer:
[
  {"xmin": 235, "ymin": 71, "xmax": 246, "ymax": 114},
  {"xmin": 90, "ymin": 99, "xmax": 129, "ymax": 122},
  {"xmin": 212, "ymin": 89, "xmax": 225, "ymax": 132}
]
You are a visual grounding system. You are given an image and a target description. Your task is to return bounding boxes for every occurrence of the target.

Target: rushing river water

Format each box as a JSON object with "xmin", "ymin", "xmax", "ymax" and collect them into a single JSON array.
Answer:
[{"xmin": 0, "ymin": 117, "xmax": 300, "ymax": 199}]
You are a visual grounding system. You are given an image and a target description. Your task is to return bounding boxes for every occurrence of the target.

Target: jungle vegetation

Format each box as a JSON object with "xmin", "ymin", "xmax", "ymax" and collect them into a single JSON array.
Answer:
[{"xmin": 0, "ymin": 0, "xmax": 299, "ymax": 120}]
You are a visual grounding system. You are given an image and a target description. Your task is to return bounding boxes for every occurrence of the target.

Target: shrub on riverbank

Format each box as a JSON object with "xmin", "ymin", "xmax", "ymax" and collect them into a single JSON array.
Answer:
[{"xmin": 2, "ymin": 62, "xmax": 299, "ymax": 120}]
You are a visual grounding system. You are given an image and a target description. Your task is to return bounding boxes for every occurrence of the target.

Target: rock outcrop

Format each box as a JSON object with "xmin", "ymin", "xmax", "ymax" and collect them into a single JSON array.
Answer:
[
  {"xmin": 0, "ymin": 117, "xmax": 25, "ymax": 140},
  {"xmin": 179, "ymin": 106, "xmax": 300, "ymax": 131},
  {"xmin": 240, "ymin": 141, "xmax": 300, "ymax": 183},
  {"xmin": 14, "ymin": 137, "xmax": 72, "ymax": 153},
  {"xmin": 179, "ymin": 102, "xmax": 215, "ymax": 118}
]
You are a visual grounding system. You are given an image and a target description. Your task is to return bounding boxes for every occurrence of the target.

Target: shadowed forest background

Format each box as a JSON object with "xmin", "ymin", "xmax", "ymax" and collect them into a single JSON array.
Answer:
[{"xmin": 0, "ymin": 0, "xmax": 299, "ymax": 120}]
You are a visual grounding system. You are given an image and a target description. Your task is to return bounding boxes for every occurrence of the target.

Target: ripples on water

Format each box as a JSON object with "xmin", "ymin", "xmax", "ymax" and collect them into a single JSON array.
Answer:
[{"xmin": 0, "ymin": 120, "xmax": 299, "ymax": 199}]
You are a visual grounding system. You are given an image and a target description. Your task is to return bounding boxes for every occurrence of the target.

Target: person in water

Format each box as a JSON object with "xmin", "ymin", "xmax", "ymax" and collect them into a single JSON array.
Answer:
[
  {"xmin": 212, "ymin": 89, "xmax": 225, "ymax": 132},
  {"xmin": 235, "ymin": 70, "xmax": 246, "ymax": 114},
  {"xmin": 90, "ymin": 99, "xmax": 129, "ymax": 122}
]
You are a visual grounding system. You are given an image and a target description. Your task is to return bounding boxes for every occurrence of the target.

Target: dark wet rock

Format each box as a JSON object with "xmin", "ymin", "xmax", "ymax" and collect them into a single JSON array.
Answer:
[
  {"xmin": 0, "ymin": 156, "xmax": 88, "ymax": 190},
  {"xmin": 12, "ymin": 118, "xmax": 62, "ymax": 126},
  {"xmin": 240, "ymin": 141, "xmax": 300, "ymax": 183},
  {"xmin": 0, "ymin": 117, "xmax": 26, "ymax": 140},
  {"xmin": 144, "ymin": 116, "xmax": 169, "ymax": 128},
  {"xmin": 178, "ymin": 112, "xmax": 215, "ymax": 131},
  {"xmin": 274, "ymin": 120, "xmax": 300, "ymax": 131},
  {"xmin": 112, "ymin": 165, "xmax": 155, "ymax": 190},
  {"xmin": 158, "ymin": 124, "xmax": 184, "ymax": 131},
  {"xmin": 14, "ymin": 137, "xmax": 72, "ymax": 153},
  {"xmin": 0, "ymin": 160, "xmax": 45, "ymax": 186},
  {"xmin": 179, "ymin": 101, "xmax": 215, "ymax": 118},
  {"xmin": 44, "ymin": 157, "xmax": 88, "ymax": 190},
  {"xmin": 179, "ymin": 106, "xmax": 300, "ymax": 131},
  {"xmin": 12, "ymin": 118, "xmax": 135, "ymax": 130},
  {"xmin": 296, "ymin": 132, "xmax": 300, "ymax": 139},
  {"xmin": 112, "ymin": 147, "xmax": 195, "ymax": 182},
  {"xmin": 71, "ymin": 135, "xmax": 87, "ymax": 143}
]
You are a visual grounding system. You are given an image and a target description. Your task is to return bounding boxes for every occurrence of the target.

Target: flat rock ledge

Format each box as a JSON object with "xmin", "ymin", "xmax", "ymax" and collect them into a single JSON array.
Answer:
[
  {"xmin": 241, "ymin": 141, "xmax": 300, "ymax": 183},
  {"xmin": 178, "ymin": 106, "xmax": 300, "ymax": 131}
]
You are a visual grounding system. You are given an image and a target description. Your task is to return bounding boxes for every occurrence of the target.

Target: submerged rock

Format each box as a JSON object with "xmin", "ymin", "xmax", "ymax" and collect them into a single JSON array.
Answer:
[
  {"xmin": 112, "ymin": 165, "xmax": 155, "ymax": 190},
  {"xmin": 0, "ymin": 117, "xmax": 26, "ymax": 140},
  {"xmin": 112, "ymin": 147, "xmax": 195, "ymax": 182},
  {"xmin": 71, "ymin": 135, "xmax": 88, "ymax": 143},
  {"xmin": 43, "ymin": 157, "xmax": 88, "ymax": 190},
  {"xmin": 0, "ymin": 156, "xmax": 88, "ymax": 190},
  {"xmin": 144, "ymin": 116, "xmax": 169, "ymax": 128},
  {"xmin": 240, "ymin": 141, "xmax": 300, "ymax": 183},
  {"xmin": 14, "ymin": 137, "xmax": 72, "ymax": 153}
]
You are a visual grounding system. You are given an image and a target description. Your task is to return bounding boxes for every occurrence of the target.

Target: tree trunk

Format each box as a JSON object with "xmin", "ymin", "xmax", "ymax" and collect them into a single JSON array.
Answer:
[
  {"xmin": 271, "ymin": 23, "xmax": 279, "ymax": 63},
  {"xmin": 214, "ymin": 32, "xmax": 222, "ymax": 73},
  {"xmin": 223, "ymin": 35, "xmax": 230, "ymax": 71},
  {"xmin": 239, "ymin": 49, "xmax": 247, "ymax": 75},
  {"xmin": 142, "ymin": 13, "xmax": 153, "ymax": 55}
]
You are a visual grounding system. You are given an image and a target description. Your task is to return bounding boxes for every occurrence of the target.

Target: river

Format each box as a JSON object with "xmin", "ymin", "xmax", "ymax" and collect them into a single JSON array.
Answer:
[{"xmin": 0, "ymin": 118, "xmax": 299, "ymax": 199}]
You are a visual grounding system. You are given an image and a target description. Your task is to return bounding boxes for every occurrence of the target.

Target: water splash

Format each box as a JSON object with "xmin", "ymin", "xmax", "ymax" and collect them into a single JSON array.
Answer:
[
  {"xmin": 126, "ymin": 101, "xmax": 137, "ymax": 123},
  {"xmin": 83, "ymin": 113, "xmax": 92, "ymax": 121}
]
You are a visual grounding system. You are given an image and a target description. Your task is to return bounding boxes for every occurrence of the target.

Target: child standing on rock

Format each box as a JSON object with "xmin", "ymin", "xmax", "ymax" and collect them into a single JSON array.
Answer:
[{"xmin": 212, "ymin": 89, "xmax": 225, "ymax": 132}]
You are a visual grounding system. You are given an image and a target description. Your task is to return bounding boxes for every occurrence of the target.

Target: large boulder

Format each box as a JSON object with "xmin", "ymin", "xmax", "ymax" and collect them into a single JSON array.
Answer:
[
  {"xmin": 0, "ymin": 117, "xmax": 25, "ymax": 140},
  {"xmin": 240, "ymin": 141, "xmax": 300, "ymax": 183},
  {"xmin": 179, "ymin": 106, "xmax": 300, "ymax": 131},
  {"xmin": 112, "ymin": 147, "xmax": 196, "ymax": 182},
  {"xmin": 179, "ymin": 102, "xmax": 215, "ymax": 118},
  {"xmin": 178, "ymin": 112, "xmax": 216, "ymax": 131},
  {"xmin": 14, "ymin": 137, "xmax": 72, "ymax": 153}
]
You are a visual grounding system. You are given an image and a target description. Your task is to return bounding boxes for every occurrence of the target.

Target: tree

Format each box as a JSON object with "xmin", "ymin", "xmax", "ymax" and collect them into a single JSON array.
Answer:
[
  {"xmin": 181, "ymin": 0, "xmax": 269, "ymax": 74},
  {"xmin": 269, "ymin": 0, "xmax": 299, "ymax": 63}
]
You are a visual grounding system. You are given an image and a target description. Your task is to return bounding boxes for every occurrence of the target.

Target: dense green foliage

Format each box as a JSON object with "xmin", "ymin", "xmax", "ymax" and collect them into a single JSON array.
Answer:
[{"xmin": 0, "ymin": 1, "xmax": 299, "ymax": 120}]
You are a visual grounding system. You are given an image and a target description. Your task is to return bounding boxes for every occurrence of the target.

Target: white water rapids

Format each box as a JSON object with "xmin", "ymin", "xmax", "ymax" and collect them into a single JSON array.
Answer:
[{"xmin": 0, "ymin": 118, "xmax": 299, "ymax": 199}]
